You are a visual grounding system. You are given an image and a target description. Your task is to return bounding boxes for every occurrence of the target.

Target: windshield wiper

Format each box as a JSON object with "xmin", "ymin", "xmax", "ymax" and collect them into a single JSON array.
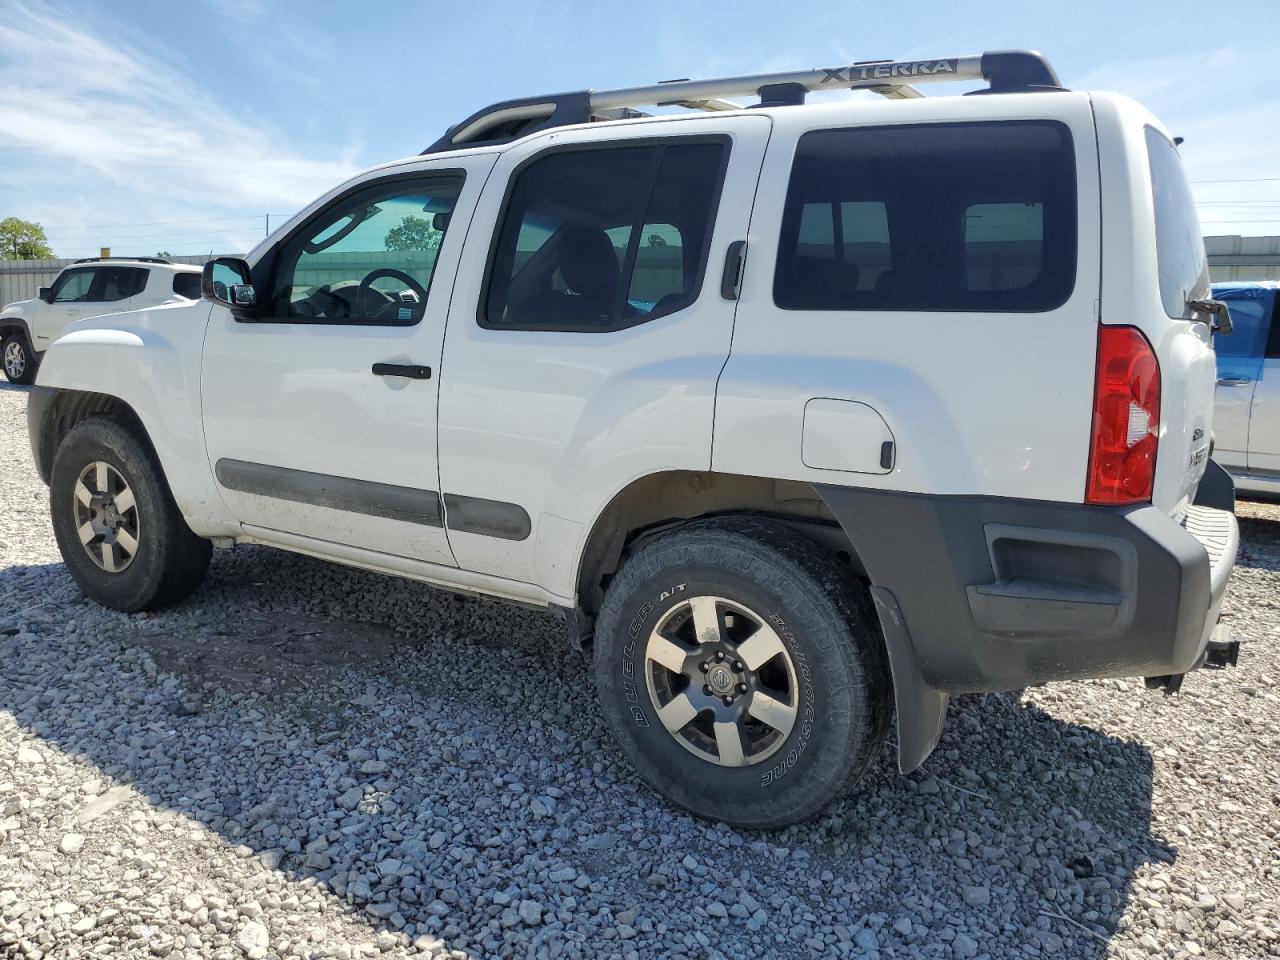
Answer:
[{"xmin": 1188, "ymin": 298, "xmax": 1232, "ymax": 335}]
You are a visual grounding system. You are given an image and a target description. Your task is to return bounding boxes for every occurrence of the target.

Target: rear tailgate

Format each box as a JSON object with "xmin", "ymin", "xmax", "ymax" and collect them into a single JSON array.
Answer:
[{"xmin": 1092, "ymin": 93, "xmax": 1215, "ymax": 517}]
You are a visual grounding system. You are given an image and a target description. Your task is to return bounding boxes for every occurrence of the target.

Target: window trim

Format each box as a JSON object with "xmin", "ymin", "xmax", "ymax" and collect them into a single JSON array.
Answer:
[
  {"xmin": 251, "ymin": 168, "xmax": 468, "ymax": 327},
  {"xmin": 476, "ymin": 134, "xmax": 733, "ymax": 334},
  {"xmin": 772, "ymin": 119, "xmax": 1078, "ymax": 314}
]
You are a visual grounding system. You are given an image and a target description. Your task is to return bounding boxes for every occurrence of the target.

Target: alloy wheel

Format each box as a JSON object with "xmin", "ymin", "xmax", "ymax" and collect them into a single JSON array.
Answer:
[
  {"xmin": 72, "ymin": 461, "xmax": 140, "ymax": 573},
  {"xmin": 3, "ymin": 340, "xmax": 25, "ymax": 380},
  {"xmin": 644, "ymin": 595, "xmax": 799, "ymax": 767}
]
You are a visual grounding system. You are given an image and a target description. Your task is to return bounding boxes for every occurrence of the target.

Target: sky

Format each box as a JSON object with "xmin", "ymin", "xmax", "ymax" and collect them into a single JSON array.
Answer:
[{"xmin": 0, "ymin": 0, "xmax": 1277, "ymax": 259}]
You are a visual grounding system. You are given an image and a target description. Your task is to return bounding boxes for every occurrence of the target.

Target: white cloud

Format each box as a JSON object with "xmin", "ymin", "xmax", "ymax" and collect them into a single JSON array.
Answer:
[{"xmin": 0, "ymin": 0, "xmax": 363, "ymax": 254}]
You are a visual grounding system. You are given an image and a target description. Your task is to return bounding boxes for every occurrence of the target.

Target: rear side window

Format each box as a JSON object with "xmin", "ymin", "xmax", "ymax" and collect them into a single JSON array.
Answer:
[
  {"xmin": 172, "ymin": 272, "xmax": 201, "ymax": 299},
  {"xmin": 483, "ymin": 139, "xmax": 728, "ymax": 330},
  {"xmin": 774, "ymin": 121, "xmax": 1077, "ymax": 312},
  {"xmin": 95, "ymin": 267, "xmax": 148, "ymax": 301},
  {"xmin": 1146, "ymin": 127, "xmax": 1209, "ymax": 319}
]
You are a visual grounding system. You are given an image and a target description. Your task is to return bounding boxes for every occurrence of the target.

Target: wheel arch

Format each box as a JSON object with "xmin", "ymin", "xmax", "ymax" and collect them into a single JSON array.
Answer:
[
  {"xmin": 29, "ymin": 388, "xmax": 153, "ymax": 485},
  {"xmin": 0, "ymin": 316, "xmax": 34, "ymax": 344},
  {"xmin": 574, "ymin": 470, "xmax": 865, "ymax": 618},
  {"xmin": 572, "ymin": 469, "xmax": 949, "ymax": 776}
]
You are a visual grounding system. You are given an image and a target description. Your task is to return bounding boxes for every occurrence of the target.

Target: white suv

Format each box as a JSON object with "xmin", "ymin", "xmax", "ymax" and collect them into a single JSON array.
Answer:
[
  {"xmin": 26, "ymin": 51, "xmax": 1240, "ymax": 827},
  {"xmin": 1, "ymin": 257, "xmax": 202, "ymax": 384}
]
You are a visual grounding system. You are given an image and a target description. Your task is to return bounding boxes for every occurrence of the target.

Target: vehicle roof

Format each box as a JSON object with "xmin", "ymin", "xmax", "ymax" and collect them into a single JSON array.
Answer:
[{"xmin": 64, "ymin": 259, "xmax": 201, "ymax": 273}]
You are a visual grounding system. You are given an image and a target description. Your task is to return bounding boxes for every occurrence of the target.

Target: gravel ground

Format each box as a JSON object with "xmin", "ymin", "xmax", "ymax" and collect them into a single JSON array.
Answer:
[{"xmin": 0, "ymin": 378, "xmax": 1277, "ymax": 960}]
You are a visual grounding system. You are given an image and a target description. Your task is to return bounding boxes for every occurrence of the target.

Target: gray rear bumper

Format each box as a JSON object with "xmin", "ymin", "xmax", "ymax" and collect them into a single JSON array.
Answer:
[{"xmin": 815, "ymin": 469, "xmax": 1237, "ymax": 770}]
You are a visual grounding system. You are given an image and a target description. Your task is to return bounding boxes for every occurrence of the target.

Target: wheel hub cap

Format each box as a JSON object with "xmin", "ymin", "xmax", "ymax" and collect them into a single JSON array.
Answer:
[{"xmin": 644, "ymin": 595, "xmax": 800, "ymax": 768}]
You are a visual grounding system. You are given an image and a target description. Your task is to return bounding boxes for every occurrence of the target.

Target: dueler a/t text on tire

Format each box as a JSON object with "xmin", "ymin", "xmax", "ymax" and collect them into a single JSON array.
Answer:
[
  {"xmin": 593, "ymin": 516, "xmax": 891, "ymax": 828},
  {"xmin": 50, "ymin": 417, "xmax": 212, "ymax": 612}
]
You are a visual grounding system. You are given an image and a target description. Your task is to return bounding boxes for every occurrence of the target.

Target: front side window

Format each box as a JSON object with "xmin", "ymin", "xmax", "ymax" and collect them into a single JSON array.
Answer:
[
  {"xmin": 96, "ymin": 266, "xmax": 147, "ymax": 302},
  {"xmin": 483, "ymin": 139, "xmax": 727, "ymax": 330},
  {"xmin": 52, "ymin": 268, "xmax": 96, "ymax": 303},
  {"xmin": 774, "ymin": 121, "xmax": 1077, "ymax": 312},
  {"xmin": 1146, "ymin": 127, "xmax": 1210, "ymax": 319},
  {"xmin": 270, "ymin": 174, "xmax": 465, "ymax": 325}
]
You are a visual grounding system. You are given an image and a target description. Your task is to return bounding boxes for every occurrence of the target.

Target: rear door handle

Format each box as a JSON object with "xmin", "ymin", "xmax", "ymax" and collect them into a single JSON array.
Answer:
[
  {"xmin": 1217, "ymin": 377, "xmax": 1252, "ymax": 386},
  {"xmin": 720, "ymin": 240, "xmax": 747, "ymax": 300},
  {"xmin": 372, "ymin": 362, "xmax": 431, "ymax": 380}
]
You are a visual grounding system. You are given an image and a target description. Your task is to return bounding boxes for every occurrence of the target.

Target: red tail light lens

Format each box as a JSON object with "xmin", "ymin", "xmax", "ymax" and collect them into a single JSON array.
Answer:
[{"xmin": 1086, "ymin": 325, "xmax": 1160, "ymax": 504}]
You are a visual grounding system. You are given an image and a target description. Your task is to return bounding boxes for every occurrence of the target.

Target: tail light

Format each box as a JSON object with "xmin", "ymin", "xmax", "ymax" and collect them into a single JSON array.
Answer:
[{"xmin": 1086, "ymin": 325, "xmax": 1160, "ymax": 504}]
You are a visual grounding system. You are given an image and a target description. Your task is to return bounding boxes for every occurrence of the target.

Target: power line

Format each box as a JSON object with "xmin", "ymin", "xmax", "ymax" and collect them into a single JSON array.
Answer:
[
  {"xmin": 1190, "ymin": 178, "xmax": 1280, "ymax": 184},
  {"xmin": 41, "ymin": 214, "xmax": 295, "ymax": 233}
]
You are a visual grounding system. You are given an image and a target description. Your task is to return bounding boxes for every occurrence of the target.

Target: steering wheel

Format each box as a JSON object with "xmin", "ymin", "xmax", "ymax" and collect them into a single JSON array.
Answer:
[{"xmin": 354, "ymin": 268, "xmax": 430, "ymax": 319}]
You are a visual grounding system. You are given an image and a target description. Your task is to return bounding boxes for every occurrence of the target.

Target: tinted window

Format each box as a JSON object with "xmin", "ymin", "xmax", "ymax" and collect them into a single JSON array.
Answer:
[
  {"xmin": 483, "ymin": 140, "xmax": 727, "ymax": 330},
  {"xmin": 271, "ymin": 174, "xmax": 465, "ymax": 325},
  {"xmin": 96, "ymin": 266, "xmax": 147, "ymax": 301},
  {"xmin": 52, "ymin": 268, "xmax": 96, "ymax": 302},
  {"xmin": 775, "ymin": 121, "xmax": 1077, "ymax": 312},
  {"xmin": 1212, "ymin": 286, "xmax": 1274, "ymax": 381},
  {"xmin": 172, "ymin": 272, "xmax": 201, "ymax": 299},
  {"xmin": 1147, "ymin": 127, "xmax": 1209, "ymax": 319}
]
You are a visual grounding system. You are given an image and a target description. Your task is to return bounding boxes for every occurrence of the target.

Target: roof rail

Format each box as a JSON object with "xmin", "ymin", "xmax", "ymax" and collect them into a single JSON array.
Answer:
[
  {"xmin": 73, "ymin": 256, "xmax": 172, "ymax": 265},
  {"xmin": 424, "ymin": 49, "xmax": 1063, "ymax": 154}
]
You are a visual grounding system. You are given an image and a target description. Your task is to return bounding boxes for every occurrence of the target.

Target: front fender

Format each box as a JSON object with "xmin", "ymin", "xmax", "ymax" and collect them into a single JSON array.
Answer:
[{"xmin": 33, "ymin": 305, "xmax": 239, "ymax": 536}]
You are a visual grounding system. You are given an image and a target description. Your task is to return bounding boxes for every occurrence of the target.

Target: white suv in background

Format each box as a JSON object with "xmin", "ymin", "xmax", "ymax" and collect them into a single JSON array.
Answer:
[
  {"xmin": 26, "ymin": 51, "xmax": 1240, "ymax": 827},
  {"xmin": 1, "ymin": 257, "xmax": 202, "ymax": 384}
]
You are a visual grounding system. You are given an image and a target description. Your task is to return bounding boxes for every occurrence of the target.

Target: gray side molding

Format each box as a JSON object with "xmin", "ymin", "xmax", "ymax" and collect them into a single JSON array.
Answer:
[{"xmin": 869, "ymin": 585, "xmax": 948, "ymax": 772}]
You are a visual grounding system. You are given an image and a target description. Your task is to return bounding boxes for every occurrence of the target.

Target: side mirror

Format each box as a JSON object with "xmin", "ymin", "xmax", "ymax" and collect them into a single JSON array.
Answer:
[
  {"xmin": 37, "ymin": 287, "xmax": 53, "ymax": 304},
  {"xmin": 202, "ymin": 257, "xmax": 257, "ymax": 311}
]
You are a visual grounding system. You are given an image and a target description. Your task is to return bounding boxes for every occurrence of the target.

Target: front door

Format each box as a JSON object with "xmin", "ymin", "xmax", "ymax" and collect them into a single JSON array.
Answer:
[
  {"xmin": 200, "ymin": 155, "xmax": 495, "ymax": 565},
  {"xmin": 37, "ymin": 266, "xmax": 98, "ymax": 348},
  {"xmin": 1211, "ymin": 286, "xmax": 1273, "ymax": 474}
]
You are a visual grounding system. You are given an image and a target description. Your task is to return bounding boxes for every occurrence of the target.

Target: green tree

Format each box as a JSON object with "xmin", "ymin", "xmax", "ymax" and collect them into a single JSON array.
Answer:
[
  {"xmin": 156, "ymin": 250, "xmax": 172, "ymax": 258},
  {"xmin": 0, "ymin": 217, "xmax": 54, "ymax": 259},
  {"xmin": 646, "ymin": 233, "xmax": 668, "ymax": 247},
  {"xmin": 384, "ymin": 215, "xmax": 443, "ymax": 252}
]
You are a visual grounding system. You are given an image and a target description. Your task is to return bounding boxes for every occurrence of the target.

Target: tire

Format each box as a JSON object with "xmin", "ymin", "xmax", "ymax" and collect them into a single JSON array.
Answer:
[
  {"xmin": 593, "ymin": 516, "xmax": 891, "ymax": 828},
  {"xmin": 2, "ymin": 333, "xmax": 38, "ymax": 385},
  {"xmin": 50, "ymin": 417, "xmax": 212, "ymax": 612}
]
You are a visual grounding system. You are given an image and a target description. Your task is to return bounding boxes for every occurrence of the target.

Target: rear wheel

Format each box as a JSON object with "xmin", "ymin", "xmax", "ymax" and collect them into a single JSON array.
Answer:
[
  {"xmin": 593, "ymin": 516, "xmax": 891, "ymax": 828},
  {"xmin": 50, "ymin": 417, "xmax": 211, "ymax": 612},
  {"xmin": 2, "ymin": 333, "xmax": 37, "ymax": 385}
]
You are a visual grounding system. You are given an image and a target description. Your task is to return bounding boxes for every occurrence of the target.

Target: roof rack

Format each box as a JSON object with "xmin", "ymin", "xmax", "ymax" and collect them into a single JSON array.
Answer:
[
  {"xmin": 424, "ymin": 49, "xmax": 1063, "ymax": 155},
  {"xmin": 73, "ymin": 256, "xmax": 172, "ymax": 265}
]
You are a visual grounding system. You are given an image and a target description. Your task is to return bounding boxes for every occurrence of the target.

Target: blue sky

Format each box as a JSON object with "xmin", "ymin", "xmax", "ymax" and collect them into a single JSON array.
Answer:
[{"xmin": 1, "ymin": 0, "xmax": 1277, "ymax": 258}]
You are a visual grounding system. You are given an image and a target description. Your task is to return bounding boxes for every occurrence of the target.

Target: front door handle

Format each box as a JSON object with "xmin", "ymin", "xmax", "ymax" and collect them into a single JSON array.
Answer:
[
  {"xmin": 372, "ymin": 362, "xmax": 431, "ymax": 380},
  {"xmin": 1217, "ymin": 377, "xmax": 1252, "ymax": 386}
]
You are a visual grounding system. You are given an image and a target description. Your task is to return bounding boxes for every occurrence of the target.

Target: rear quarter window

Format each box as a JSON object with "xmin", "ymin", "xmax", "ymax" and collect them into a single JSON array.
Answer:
[
  {"xmin": 774, "ymin": 120, "xmax": 1078, "ymax": 313},
  {"xmin": 1146, "ymin": 127, "xmax": 1209, "ymax": 319}
]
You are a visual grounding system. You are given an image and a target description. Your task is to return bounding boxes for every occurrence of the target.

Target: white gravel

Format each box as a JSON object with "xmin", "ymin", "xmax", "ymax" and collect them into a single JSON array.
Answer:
[{"xmin": 0, "ymin": 378, "xmax": 1277, "ymax": 959}]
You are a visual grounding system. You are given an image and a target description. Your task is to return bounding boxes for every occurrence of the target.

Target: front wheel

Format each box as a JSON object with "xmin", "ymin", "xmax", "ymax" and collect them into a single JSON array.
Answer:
[
  {"xmin": 50, "ymin": 417, "xmax": 212, "ymax": 612},
  {"xmin": 2, "ymin": 333, "xmax": 38, "ymax": 385},
  {"xmin": 593, "ymin": 516, "xmax": 891, "ymax": 828}
]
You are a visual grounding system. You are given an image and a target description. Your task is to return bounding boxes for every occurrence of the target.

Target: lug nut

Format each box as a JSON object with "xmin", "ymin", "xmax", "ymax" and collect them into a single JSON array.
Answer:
[
  {"xmin": 703, "ymin": 684, "xmax": 712, "ymax": 695},
  {"xmin": 736, "ymin": 682, "xmax": 748, "ymax": 694},
  {"xmin": 733, "ymin": 660, "xmax": 745, "ymax": 671},
  {"xmin": 699, "ymin": 662, "xmax": 709, "ymax": 673},
  {"xmin": 722, "ymin": 696, "xmax": 733, "ymax": 705},
  {"xmin": 715, "ymin": 651, "xmax": 725, "ymax": 661}
]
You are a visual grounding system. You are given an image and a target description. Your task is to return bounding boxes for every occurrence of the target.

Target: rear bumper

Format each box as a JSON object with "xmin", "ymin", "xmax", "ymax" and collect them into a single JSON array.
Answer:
[{"xmin": 815, "ymin": 475, "xmax": 1238, "ymax": 693}]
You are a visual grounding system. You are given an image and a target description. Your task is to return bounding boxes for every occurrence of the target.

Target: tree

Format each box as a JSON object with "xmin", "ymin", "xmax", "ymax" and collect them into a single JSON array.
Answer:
[
  {"xmin": 0, "ymin": 218, "xmax": 54, "ymax": 260},
  {"xmin": 646, "ymin": 233, "xmax": 668, "ymax": 247},
  {"xmin": 156, "ymin": 250, "xmax": 172, "ymax": 258},
  {"xmin": 384, "ymin": 215, "xmax": 443, "ymax": 252}
]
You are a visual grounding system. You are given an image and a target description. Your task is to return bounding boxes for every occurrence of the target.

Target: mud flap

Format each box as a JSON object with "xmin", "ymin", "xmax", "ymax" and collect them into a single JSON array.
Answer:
[{"xmin": 869, "ymin": 585, "xmax": 948, "ymax": 772}]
